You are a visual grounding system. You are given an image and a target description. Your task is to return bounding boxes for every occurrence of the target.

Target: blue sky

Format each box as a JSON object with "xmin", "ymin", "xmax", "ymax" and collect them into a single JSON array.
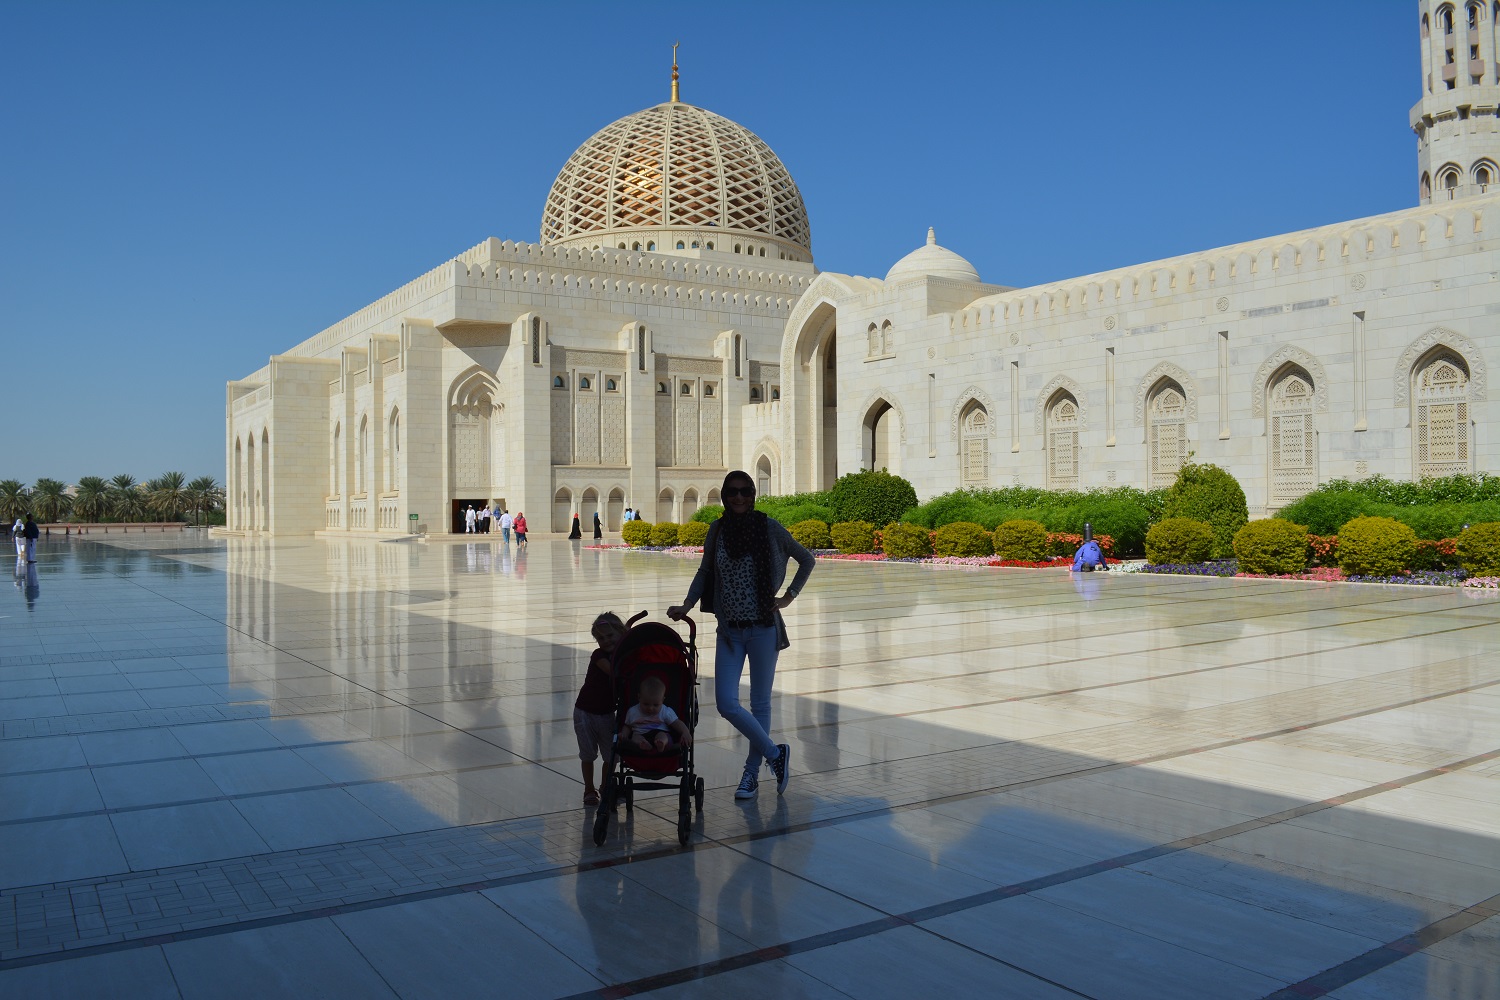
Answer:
[{"xmin": 0, "ymin": 1, "xmax": 1416, "ymax": 484}]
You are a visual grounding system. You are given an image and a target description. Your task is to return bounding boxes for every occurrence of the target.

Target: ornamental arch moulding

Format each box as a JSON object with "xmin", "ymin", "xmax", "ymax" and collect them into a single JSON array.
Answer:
[
  {"xmin": 1133, "ymin": 362, "xmax": 1198, "ymax": 426},
  {"xmin": 1033, "ymin": 375, "xmax": 1088, "ymax": 435},
  {"xmin": 949, "ymin": 386, "xmax": 999, "ymax": 441},
  {"xmin": 1250, "ymin": 346, "xmax": 1328, "ymax": 417},
  {"xmin": 859, "ymin": 389, "xmax": 908, "ymax": 444},
  {"xmin": 1393, "ymin": 328, "xmax": 1487, "ymax": 405}
]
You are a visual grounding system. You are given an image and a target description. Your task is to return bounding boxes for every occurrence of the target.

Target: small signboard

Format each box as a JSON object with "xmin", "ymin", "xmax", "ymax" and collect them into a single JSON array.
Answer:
[{"xmin": 409, "ymin": 513, "xmax": 419, "ymax": 520}]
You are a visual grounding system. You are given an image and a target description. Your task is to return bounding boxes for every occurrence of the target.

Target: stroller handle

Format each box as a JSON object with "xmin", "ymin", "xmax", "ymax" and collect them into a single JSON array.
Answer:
[{"xmin": 630, "ymin": 608, "xmax": 695, "ymax": 646}]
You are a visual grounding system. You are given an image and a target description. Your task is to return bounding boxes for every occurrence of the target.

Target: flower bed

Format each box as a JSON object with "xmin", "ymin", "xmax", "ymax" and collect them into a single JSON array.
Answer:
[
  {"xmin": 1464, "ymin": 576, "xmax": 1500, "ymax": 590},
  {"xmin": 1139, "ymin": 559, "xmax": 1476, "ymax": 587}
]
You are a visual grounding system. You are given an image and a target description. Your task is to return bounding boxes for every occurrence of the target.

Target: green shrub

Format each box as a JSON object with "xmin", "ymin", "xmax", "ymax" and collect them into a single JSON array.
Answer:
[
  {"xmin": 830, "ymin": 470, "xmax": 918, "ymax": 529},
  {"xmin": 691, "ymin": 505, "xmax": 723, "ymax": 524},
  {"xmin": 993, "ymin": 519, "xmax": 1050, "ymax": 561},
  {"xmin": 649, "ymin": 521, "xmax": 680, "ymax": 547},
  {"xmin": 903, "ymin": 486, "xmax": 1163, "ymax": 556},
  {"xmin": 789, "ymin": 519, "xmax": 831, "ymax": 550},
  {"xmin": 621, "ymin": 520, "xmax": 653, "ymax": 546},
  {"xmin": 1337, "ymin": 516, "xmax": 1417, "ymax": 577},
  {"xmin": 830, "ymin": 520, "xmax": 877, "ymax": 554},
  {"xmin": 881, "ymin": 521, "xmax": 932, "ymax": 559},
  {"xmin": 1163, "ymin": 463, "xmax": 1247, "ymax": 559},
  {"xmin": 678, "ymin": 520, "xmax": 709, "ymax": 546},
  {"xmin": 1457, "ymin": 522, "xmax": 1500, "ymax": 577},
  {"xmin": 755, "ymin": 491, "xmax": 834, "ymax": 527},
  {"xmin": 1145, "ymin": 517, "xmax": 1215, "ymax": 565},
  {"xmin": 933, "ymin": 521, "xmax": 994, "ymax": 557},
  {"xmin": 1233, "ymin": 519, "xmax": 1309, "ymax": 575}
]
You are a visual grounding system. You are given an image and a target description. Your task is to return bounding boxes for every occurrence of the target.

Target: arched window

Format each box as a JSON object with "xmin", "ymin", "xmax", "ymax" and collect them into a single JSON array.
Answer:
[
  {"xmin": 703, "ymin": 383, "xmax": 714, "ymax": 397},
  {"xmin": 881, "ymin": 320, "xmax": 893, "ymax": 356},
  {"xmin": 707, "ymin": 487, "xmax": 721, "ymax": 507},
  {"xmin": 1468, "ymin": 1, "xmax": 1480, "ymax": 29},
  {"xmin": 552, "ymin": 488, "xmax": 572, "ymax": 534},
  {"xmin": 771, "ymin": 387, "xmax": 780, "ymax": 401},
  {"xmin": 1045, "ymin": 392, "xmax": 1080, "ymax": 490},
  {"xmin": 356, "ymin": 416, "xmax": 369, "ymax": 496},
  {"xmin": 1440, "ymin": 165, "xmax": 1462, "ymax": 197},
  {"xmin": 755, "ymin": 455, "xmax": 773, "ymax": 496},
  {"xmin": 647, "ymin": 241, "xmax": 656, "ymax": 251},
  {"xmin": 657, "ymin": 487, "xmax": 674, "ymax": 523},
  {"xmin": 657, "ymin": 381, "xmax": 669, "ymax": 394},
  {"xmin": 706, "ymin": 242, "xmax": 714, "ymax": 250},
  {"xmin": 1267, "ymin": 367, "xmax": 1316, "ymax": 507},
  {"xmin": 960, "ymin": 403, "xmax": 989, "ymax": 484},
  {"xmin": 1441, "ymin": 4, "xmax": 1455, "ymax": 33},
  {"xmin": 617, "ymin": 242, "xmax": 626, "ymax": 250},
  {"xmin": 1475, "ymin": 160, "xmax": 1495, "ymax": 191},
  {"xmin": 680, "ymin": 382, "xmax": 692, "ymax": 396},
  {"xmin": 734, "ymin": 244, "xmax": 742, "ymax": 254},
  {"xmin": 676, "ymin": 241, "xmax": 686, "ymax": 250},
  {"xmin": 759, "ymin": 248, "xmax": 765, "ymax": 257},
  {"xmin": 867, "ymin": 323, "xmax": 879, "ymax": 357},
  {"xmin": 579, "ymin": 376, "xmax": 591, "ymax": 390},
  {"xmin": 1413, "ymin": 350, "xmax": 1472, "ymax": 477},
  {"xmin": 1147, "ymin": 380, "xmax": 1187, "ymax": 489},
  {"xmin": 330, "ymin": 424, "xmax": 340, "ymax": 498},
  {"xmin": 682, "ymin": 488, "xmax": 699, "ymax": 521},
  {"xmin": 605, "ymin": 378, "xmax": 618, "ymax": 392},
  {"xmin": 1422, "ymin": 172, "xmax": 1433, "ymax": 200},
  {"xmin": 553, "ymin": 375, "xmax": 566, "ymax": 389},
  {"xmin": 386, "ymin": 409, "xmax": 400, "ymax": 493},
  {"xmin": 632, "ymin": 242, "xmax": 641, "ymax": 251}
]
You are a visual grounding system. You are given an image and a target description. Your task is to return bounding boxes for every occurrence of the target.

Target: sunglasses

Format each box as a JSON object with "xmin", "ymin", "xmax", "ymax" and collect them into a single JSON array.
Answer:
[{"xmin": 722, "ymin": 486, "xmax": 756, "ymax": 498}]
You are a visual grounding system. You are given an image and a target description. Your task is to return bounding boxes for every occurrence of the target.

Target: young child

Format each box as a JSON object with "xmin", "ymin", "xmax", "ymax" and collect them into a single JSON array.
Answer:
[
  {"xmin": 574, "ymin": 612, "xmax": 625, "ymax": 806},
  {"xmin": 621, "ymin": 675, "xmax": 692, "ymax": 752}
]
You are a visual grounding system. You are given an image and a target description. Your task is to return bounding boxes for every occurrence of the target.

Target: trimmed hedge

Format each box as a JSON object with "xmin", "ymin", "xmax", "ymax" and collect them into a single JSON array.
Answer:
[
  {"xmin": 621, "ymin": 520, "xmax": 653, "ymax": 546},
  {"xmin": 1336, "ymin": 516, "xmax": 1417, "ymax": 577},
  {"xmin": 756, "ymin": 491, "xmax": 835, "ymax": 527},
  {"xmin": 691, "ymin": 505, "xmax": 723, "ymax": 524},
  {"xmin": 1278, "ymin": 474, "xmax": 1500, "ymax": 539},
  {"xmin": 830, "ymin": 520, "xmax": 877, "ymax": 554},
  {"xmin": 1145, "ymin": 518, "xmax": 1214, "ymax": 565},
  {"xmin": 649, "ymin": 522, "xmax": 680, "ymax": 547},
  {"xmin": 678, "ymin": 520, "xmax": 709, "ymax": 546},
  {"xmin": 881, "ymin": 521, "xmax": 932, "ymax": 559},
  {"xmin": 830, "ymin": 470, "xmax": 918, "ymax": 529},
  {"xmin": 903, "ymin": 486, "xmax": 1162, "ymax": 557},
  {"xmin": 1233, "ymin": 519, "xmax": 1309, "ymax": 575},
  {"xmin": 993, "ymin": 519, "xmax": 1050, "ymax": 561},
  {"xmin": 789, "ymin": 519, "xmax": 831, "ymax": 550},
  {"xmin": 1163, "ymin": 463, "xmax": 1247, "ymax": 559},
  {"xmin": 933, "ymin": 521, "xmax": 994, "ymax": 557},
  {"xmin": 1457, "ymin": 522, "xmax": 1500, "ymax": 577}
]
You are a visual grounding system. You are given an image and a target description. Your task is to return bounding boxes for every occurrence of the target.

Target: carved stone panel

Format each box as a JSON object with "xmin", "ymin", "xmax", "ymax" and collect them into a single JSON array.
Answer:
[
  {"xmin": 676, "ymin": 396, "xmax": 700, "ymax": 466},
  {"xmin": 1393, "ymin": 327, "xmax": 1486, "ymax": 405},
  {"xmin": 655, "ymin": 394, "xmax": 674, "ymax": 466},
  {"xmin": 574, "ymin": 395, "xmax": 600, "ymax": 465},
  {"xmin": 1134, "ymin": 362, "xmax": 1199, "ymax": 426},
  {"xmin": 551, "ymin": 393, "xmax": 572, "ymax": 464},
  {"xmin": 700, "ymin": 397, "xmax": 723, "ymax": 467},
  {"xmin": 601, "ymin": 396, "xmax": 626, "ymax": 465},
  {"xmin": 1250, "ymin": 347, "xmax": 1328, "ymax": 417}
]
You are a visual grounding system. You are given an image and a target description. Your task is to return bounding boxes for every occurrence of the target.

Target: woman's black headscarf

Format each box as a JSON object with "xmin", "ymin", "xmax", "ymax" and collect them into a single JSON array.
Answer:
[{"xmin": 717, "ymin": 470, "xmax": 775, "ymax": 618}]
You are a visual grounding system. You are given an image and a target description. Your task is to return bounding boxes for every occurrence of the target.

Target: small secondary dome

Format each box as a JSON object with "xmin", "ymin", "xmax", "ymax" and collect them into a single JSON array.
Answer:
[
  {"xmin": 541, "ymin": 91, "xmax": 812, "ymax": 261},
  {"xmin": 885, "ymin": 228, "xmax": 980, "ymax": 283}
]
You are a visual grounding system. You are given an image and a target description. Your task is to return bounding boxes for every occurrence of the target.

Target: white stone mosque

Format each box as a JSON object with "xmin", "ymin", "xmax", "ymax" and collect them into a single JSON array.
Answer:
[{"xmin": 225, "ymin": 3, "xmax": 1499, "ymax": 537}]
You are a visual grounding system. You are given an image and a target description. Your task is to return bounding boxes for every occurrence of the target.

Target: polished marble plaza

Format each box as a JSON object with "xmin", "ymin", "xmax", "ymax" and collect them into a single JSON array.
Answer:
[{"xmin": 0, "ymin": 533, "xmax": 1497, "ymax": 999}]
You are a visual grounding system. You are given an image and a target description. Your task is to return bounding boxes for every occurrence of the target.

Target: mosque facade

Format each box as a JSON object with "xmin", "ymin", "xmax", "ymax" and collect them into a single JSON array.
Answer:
[{"xmin": 226, "ymin": 1, "xmax": 1499, "ymax": 536}]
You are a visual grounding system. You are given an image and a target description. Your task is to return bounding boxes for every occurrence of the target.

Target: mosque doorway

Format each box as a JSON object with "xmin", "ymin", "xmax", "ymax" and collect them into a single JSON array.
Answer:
[
  {"xmin": 862, "ymin": 399, "xmax": 899, "ymax": 474},
  {"xmin": 450, "ymin": 498, "xmax": 488, "ymax": 534}
]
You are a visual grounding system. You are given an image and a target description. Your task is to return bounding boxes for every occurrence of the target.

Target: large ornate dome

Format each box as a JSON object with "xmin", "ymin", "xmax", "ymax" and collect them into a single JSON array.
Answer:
[{"xmin": 541, "ymin": 101, "xmax": 812, "ymax": 262}]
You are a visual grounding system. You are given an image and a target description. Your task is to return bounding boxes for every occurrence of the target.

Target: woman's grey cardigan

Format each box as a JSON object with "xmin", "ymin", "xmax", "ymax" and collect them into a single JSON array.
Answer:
[{"xmin": 681, "ymin": 516, "xmax": 816, "ymax": 650}]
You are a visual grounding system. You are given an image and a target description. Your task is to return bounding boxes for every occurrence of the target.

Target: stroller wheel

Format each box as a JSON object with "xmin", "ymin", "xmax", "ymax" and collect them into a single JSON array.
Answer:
[
  {"xmin": 695, "ymin": 776, "xmax": 705, "ymax": 812},
  {"xmin": 677, "ymin": 806, "xmax": 691, "ymax": 846}
]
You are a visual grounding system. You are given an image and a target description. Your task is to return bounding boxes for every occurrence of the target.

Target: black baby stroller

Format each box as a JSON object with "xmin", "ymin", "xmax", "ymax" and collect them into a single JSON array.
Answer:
[{"xmin": 592, "ymin": 611, "xmax": 706, "ymax": 846}]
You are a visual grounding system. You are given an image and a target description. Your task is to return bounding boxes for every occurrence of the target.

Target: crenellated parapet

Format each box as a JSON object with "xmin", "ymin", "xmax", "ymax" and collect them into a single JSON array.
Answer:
[
  {"xmin": 950, "ymin": 195, "xmax": 1495, "ymax": 336},
  {"xmin": 283, "ymin": 237, "xmax": 812, "ymax": 361}
]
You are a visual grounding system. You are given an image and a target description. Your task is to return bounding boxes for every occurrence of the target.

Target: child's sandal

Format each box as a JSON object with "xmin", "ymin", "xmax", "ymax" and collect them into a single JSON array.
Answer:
[{"xmin": 583, "ymin": 790, "xmax": 600, "ymax": 806}]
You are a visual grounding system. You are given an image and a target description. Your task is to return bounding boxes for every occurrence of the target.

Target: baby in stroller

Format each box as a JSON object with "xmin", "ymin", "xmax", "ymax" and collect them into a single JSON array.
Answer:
[{"xmin": 621, "ymin": 676, "xmax": 693, "ymax": 752}]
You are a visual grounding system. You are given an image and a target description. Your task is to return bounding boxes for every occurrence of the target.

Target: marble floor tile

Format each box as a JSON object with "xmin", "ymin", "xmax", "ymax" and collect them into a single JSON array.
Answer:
[
  {"xmin": 165, "ymin": 919, "xmax": 395, "ymax": 999},
  {"xmin": 110, "ymin": 800, "xmax": 270, "ymax": 869},
  {"xmin": 0, "ymin": 946, "xmax": 180, "ymax": 999},
  {"xmin": 230, "ymin": 787, "xmax": 398, "ymax": 852}
]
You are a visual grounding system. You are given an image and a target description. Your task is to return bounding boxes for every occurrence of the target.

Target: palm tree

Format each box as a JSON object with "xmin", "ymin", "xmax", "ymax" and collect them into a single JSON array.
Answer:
[
  {"xmin": 0, "ymin": 479, "xmax": 29, "ymax": 522},
  {"xmin": 73, "ymin": 476, "xmax": 109, "ymax": 523},
  {"xmin": 186, "ymin": 475, "xmax": 224, "ymax": 526},
  {"xmin": 146, "ymin": 471, "xmax": 188, "ymax": 522},
  {"xmin": 30, "ymin": 478, "xmax": 72, "ymax": 523},
  {"xmin": 108, "ymin": 474, "xmax": 145, "ymax": 522}
]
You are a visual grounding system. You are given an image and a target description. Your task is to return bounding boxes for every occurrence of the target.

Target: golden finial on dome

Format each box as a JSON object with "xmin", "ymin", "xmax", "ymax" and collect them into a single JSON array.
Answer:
[{"xmin": 671, "ymin": 42, "xmax": 680, "ymax": 103}]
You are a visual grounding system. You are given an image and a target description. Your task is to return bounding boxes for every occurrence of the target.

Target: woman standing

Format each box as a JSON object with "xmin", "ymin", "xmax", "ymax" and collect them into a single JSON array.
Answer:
[
  {"xmin": 568, "ymin": 513, "xmax": 582, "ymax": 539},
  {"xmin": 592, "ymin": 511, "xmax": 603, "ymax": 539},
  {"xmin": 669, "ymin": 470, "xmax": 814, "ymax": 800}
]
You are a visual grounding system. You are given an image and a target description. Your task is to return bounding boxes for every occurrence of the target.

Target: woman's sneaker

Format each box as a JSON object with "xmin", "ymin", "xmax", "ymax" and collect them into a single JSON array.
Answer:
[
  {"xmin": 734, "ymin": 769, "xmax": 759, "ymax": 800},
  {"xmin": 767, "ymin": 744, "xmax": 791, "ymax": 794}
]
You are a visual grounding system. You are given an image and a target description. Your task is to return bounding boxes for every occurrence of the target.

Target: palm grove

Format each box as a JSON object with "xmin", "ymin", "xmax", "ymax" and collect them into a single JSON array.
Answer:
[{"xmin": 0, "ymin": 474, "xmax": 225, "ymax": 526}]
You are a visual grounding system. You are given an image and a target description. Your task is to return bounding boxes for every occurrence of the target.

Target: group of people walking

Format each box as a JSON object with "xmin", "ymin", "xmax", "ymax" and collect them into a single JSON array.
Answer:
[
  {"xmin": 462, "ymin": 505, "xmax": 526, "ymax": 545},
  {"xmin": 9, "ymin": 517, "xmax": 39, "ymax": 563},
  {"xmin": 566, "ymin": 512, "xmax": 603, "ymax": 540}
]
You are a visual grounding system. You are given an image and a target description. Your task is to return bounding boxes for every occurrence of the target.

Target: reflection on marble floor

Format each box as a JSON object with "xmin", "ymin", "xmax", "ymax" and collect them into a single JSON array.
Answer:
[{"xmin": 0, "ymin": 533, "xmax": 1497, "ymax": 999}]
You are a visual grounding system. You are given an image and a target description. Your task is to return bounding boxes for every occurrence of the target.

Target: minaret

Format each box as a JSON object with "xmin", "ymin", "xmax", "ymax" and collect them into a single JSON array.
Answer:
[{"xmin": 1412, "ymin": 0, "xmax": 1500, "ymax": 204}]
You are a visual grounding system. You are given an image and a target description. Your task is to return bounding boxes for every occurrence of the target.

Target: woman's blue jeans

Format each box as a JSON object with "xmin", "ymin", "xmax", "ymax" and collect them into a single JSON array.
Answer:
[{"xmin": 714, "ymin": 623, "xmax": 781, "ymax": 771}]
